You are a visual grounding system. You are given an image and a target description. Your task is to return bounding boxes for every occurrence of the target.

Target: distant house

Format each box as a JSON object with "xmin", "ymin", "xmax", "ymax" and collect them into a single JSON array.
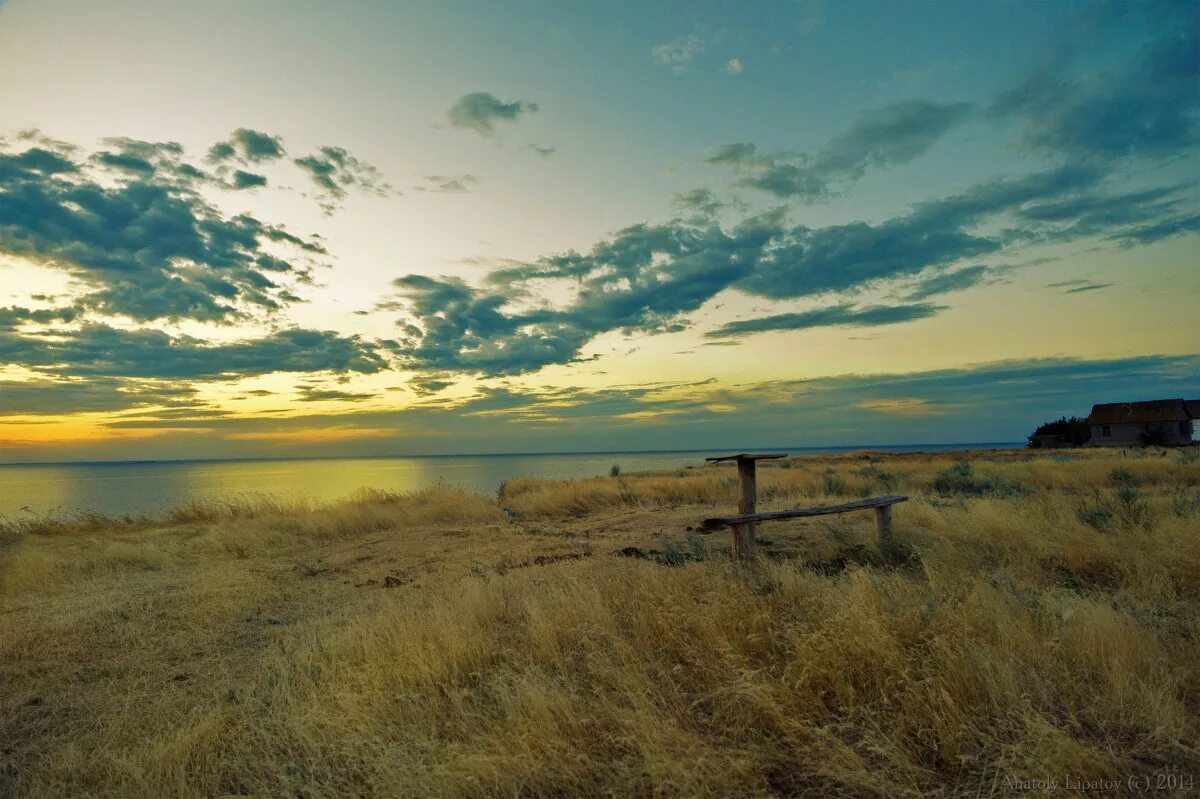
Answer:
[{"xmin": 1087, "ymin": 399, "xmax": 1197, "ymax": 446}]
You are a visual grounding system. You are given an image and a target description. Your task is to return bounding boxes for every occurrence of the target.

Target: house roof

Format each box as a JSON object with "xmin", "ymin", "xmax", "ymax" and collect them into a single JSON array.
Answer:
[
  {"xmin": 1186, "ymin": 400, "xmax": 1200, "ymax": 420},
  {"xmin": 1088, "ymin": 399, "xmax": 1188, "ymax": 425}
]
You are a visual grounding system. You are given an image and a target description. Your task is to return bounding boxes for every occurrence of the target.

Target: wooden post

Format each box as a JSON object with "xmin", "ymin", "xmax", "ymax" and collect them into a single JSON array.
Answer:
[
  {"xmin": 703, "ymin": 453, "xmax": 785, "ymax": 563},
  {"xmin": 731, "ymin": 522, "xmax": 753, "ymax": 561},
  {"xmin": 735, "ymin": 458, "xmax": 756, "ymax": 560},
  {"xmin": 874, "ymin": 504, "xmax": 894, "ymax": 560}
]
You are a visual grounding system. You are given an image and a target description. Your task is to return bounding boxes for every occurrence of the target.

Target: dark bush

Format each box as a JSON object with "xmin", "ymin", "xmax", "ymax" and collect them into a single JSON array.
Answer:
[{"xmin": 1027, "ymin": 416, "xmax": 1090, "ymax": 448}]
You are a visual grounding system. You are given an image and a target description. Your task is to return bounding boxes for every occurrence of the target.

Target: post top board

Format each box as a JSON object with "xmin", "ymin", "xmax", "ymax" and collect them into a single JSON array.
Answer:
[{"xmin": 704, "ymin": 453, "xmax": 788, "ymax": 463}]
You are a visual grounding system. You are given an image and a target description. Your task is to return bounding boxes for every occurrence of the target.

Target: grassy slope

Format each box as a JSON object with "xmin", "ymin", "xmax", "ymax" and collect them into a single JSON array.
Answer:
[{"xmin": 2, "ymin": 450, "xmax": 1199, "ymax": 797}]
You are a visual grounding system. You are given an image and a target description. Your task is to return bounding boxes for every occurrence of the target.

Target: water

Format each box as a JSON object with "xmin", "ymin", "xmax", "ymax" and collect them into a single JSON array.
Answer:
[{"xmin": 0, "ymin": 443, "xmax": 1021, "ymax": 519}]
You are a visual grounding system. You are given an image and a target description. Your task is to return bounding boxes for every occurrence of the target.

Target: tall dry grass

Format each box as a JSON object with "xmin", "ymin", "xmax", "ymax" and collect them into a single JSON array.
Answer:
[{"xmin": 2, "ymin": 449, "xmax": 1198, "ymax": 797}]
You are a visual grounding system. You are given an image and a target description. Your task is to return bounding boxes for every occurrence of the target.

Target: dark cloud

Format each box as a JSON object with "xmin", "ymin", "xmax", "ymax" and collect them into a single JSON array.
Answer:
[
  {"xmin": 813, "ymin": 101, "xmax": 973, "ymax": 178},
  {"xmin": 706, "ymin": 101, "xmax": 973, "ymax": 200},
  {"xmin": 0, "ymin": 138, "xmax": 322, "ymax": 322},
  {"xmin": 1062, "ymin": 282, "xmax": 1113, "ymax": 294},
  {"xmin": 904, "ymin": 265, "xmax": 991, "ymax": 301},
  {"xmin": 994, "ymin": 4, "xmax": 1200, "ymax": 161},
  {"xmin": 296, "ymin": 385, "xmax": 378, "ymax": 403},
  {"xmin": 386, "ymin": 213, "xmax": 779, "ymax": 376},
  {"xmin": 706, "ymin": 302, "xmax": 944, "ymax": 339},
  {"xmin": 232, "ymin": 170, "xmax": 268, "ymax": 190},
  {"xmin": 671, "ymin": 188, "xmax": 727, "ymax": 221},
  {"xmin": 1110, "ymin": 213, "xmax": 1200, "ymax": 246},
  {"xmin": 0, "ymin": 377, "xmax": 200, "ymax": 415},
  {"xmin": 0, "ymin": 324, "xmax": 387, "ymax": 379},
  {"xmin": 1014, "ymin": 183, "xmax": 1200, "ymax": 248},
  {"xmin": 0, "ymin": 146, "xmax": 78, "ymax": 181},
  {"xmin": 738, "ymin": 219, "xmax": 996, "ymax": 299},
  {"xmin": 0, "ymin": 305, "xmax": 81, "ymax": 328},
  {"xmin": 118, "ymin": 406, "xmax": 234, "ymax": 421},
  {"xmin": 90, "ymin": 138, "xmax": 200, "ymax": 184},
  {"xmin": 386, "ymin": 275, "xmax": 592, "ymax": 376},
  {"xmin": 207, "ymin": 128, "xmax": 286, "ymax": 163},
  {"xmin": 293, "ymin": 145, "xmax": 389, "ymax": 213},
  {"xmin": 447, "ymin": 92, "xmax": 538, "ymax": 137},
  {"xmin": 705, "ymin": 142, "xmax": 758, "ymax": 167},
  {"xmin": 207, "ymin": 142, "xmax": 236, "ymax": 162},
  {"xmin": 408, "ymin": 375, "xmax": 455, "ymax": 396},
  {"xmin": 732, "ymin": 167, "xmax": 1101, "ymax": 300}
]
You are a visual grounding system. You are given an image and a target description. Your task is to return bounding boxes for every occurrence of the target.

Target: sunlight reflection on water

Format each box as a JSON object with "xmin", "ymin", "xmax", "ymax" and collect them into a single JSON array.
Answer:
[{"xmin": 0, "ymin": 444, "xmax": 1019, "ymax": 519}]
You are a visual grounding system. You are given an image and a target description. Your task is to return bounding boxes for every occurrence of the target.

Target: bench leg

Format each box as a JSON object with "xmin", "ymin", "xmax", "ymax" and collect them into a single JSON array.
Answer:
[
  {"xmin": 731, "ymin": 522, "xmax": 754, "ymax": 561},
  {"xmin": 874, "ymin": 505, "xmax": 894, "ymax": 560}
]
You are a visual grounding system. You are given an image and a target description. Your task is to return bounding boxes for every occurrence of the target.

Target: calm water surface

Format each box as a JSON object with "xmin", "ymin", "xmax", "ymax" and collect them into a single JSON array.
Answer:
[{"xmin": 0, "ymin": 444, "xmax": 1020, "ymax": 519}]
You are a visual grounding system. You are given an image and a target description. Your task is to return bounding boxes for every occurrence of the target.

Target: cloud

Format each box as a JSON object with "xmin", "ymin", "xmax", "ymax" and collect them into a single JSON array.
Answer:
[
  {"xmin": 671, "ymin": 188, "xmax": 727, "ymax": 220},
  {"xmin": 296, "ymin": 385, "xmax": 378, "ymax": 403},
  {"xmin": 0, "ymin": 146, "xmax": 78, "ymax": 181},
  {"xmin": 706, "ymin": 100, "xmax": 973, "ymax": 200},
  {"xmin": 726, "ymin": 169, "xmax": 1092, "ymax": 301},
  {"xmin": 93, "ymin": 141, "xmax": 176, "ymax": 175},
  {"xmin": 904, "ymin": 265, "xmax": 991, "ymax": 300},
  {"xmin": 207, "ymin": 128, "xmax": 286, "ymax": 163},
  {"xmin": 1062, "ymin": 282, "xmax": 1113, "ymax": 294},
  {"xmin": 0, "ymin": 305, "xmax": 81, "ymax": 328},
  {"xmin": 408, "ymin": 375, "xmax": 455, "ymax": 396},
  {"xmin": 725, "ymin": 57, "xmax": 743, "ymax": 75},
  {"xmin": 446, "ymin": 92, "xmax": 538, "ymax": 137},
  {"xmin": 385, "ymin": 275, "xmax": 594, "ymax": 376},
  {"xmin": 383, "ymin": 213, "xmax": 784, "ymax": 376},
  {"xmin": 857, "ymin": 398, "xmax": 958, "ymax": 417},
  {"xmin": 812, "ymin": 101, "xmax": 973, "ymax": 181},
  {"xmin": 994, "ymin": 4, "xmax": 1200, "ymax": 161},
  {"xmin": 381, "ymin": 163, "xmax": 1196, "ymax": 378},
  {"xmin": 220, "ymin": 426, "xmax": 396, "ymax": 444},
  {"xmin": 13, "ymin": 354, "xmax": 1192, "ymax": 461},
  {"xmin": 706, "ymin": 302, "xmax": 944, "ymax": 339},
  {"xmin": 0, "ymin": 324, "xmax": 387, "ymax": 379},
  {"xmin": 0, "ymin": 138, "xmax": 324, "ymax": 322},
  {"xmin": 293, "ymin": 145, "xmax": 390, "ymax": 213},
  {"xmin": 201, "ymin": 129, "xmax": 386, "ymax": 208},
  {"xmin": 0, "ymin": 377, "xmax": 201, "ymax": 415},
  {"xmin": 83, "ymin": 137, "xmax": 213, "ymax": 189},
  {"xmin": 652, "ymin": 33, "xmax": 709, "ymax": 72},
  {"xmin": 232, "ymin": 169, "xmax": 268, "ymax": 190},
  {"xmin": 416, "ymin": 174, "xmax": 478, "ymax": 193}
]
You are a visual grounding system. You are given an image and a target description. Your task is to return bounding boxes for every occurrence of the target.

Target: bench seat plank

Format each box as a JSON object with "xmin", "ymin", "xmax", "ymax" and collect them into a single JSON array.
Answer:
[{"xmin": 701, "ymin": 495, "xmax": 908, "ymax": 530}]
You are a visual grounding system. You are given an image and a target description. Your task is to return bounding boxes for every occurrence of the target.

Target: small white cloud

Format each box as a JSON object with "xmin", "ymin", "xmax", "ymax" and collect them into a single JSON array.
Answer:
[
  {"xmin": 652, "ymin": 33, "xmax": 708, "ymax": 73},
  {"xmin": 726, "ymin": 57, "xmax": 743, "ymax": 75}
]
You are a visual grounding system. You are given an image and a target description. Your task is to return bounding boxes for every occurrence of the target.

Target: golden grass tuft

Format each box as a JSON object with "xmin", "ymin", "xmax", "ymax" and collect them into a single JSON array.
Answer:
[{"xmin": 2, "ymin": 449, "xmax": 1198, "ymax": 796}]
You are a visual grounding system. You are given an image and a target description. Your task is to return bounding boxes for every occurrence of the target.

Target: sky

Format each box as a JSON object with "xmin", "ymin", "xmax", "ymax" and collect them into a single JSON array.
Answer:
[{"xmin": 0, "ymin": 0, "xmax": 1198, "ymax": 462}]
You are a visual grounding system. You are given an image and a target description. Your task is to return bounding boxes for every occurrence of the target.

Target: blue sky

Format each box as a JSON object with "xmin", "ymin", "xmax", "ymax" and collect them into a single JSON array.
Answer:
[{"xmin": 0, "ymin": 0, "xmax": 1197, "ymax": 461}]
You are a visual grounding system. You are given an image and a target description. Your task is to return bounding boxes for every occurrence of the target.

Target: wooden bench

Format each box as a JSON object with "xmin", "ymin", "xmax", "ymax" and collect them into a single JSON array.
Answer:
[{"xmin": 700, "ymin": 453, "xmax": 907, "ymax": 561}]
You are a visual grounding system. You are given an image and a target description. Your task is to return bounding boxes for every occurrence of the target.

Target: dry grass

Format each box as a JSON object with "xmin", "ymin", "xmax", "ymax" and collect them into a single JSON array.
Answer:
[{"xmin": 2, "ymin": 449, "xmax": 1198, "ymax": 797}]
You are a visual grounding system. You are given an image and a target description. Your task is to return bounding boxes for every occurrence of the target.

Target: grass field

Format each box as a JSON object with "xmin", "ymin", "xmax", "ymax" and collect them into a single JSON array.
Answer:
[{"xmin": 2, "ymin": 448, "xmax": 1199, "ymax": 797}]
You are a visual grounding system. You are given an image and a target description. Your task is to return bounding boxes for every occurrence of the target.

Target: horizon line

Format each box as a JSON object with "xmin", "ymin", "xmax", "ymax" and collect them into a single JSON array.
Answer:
[{"xmin": 0, "ymin": 441, "xmax": 1026, "ymax": 468}]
